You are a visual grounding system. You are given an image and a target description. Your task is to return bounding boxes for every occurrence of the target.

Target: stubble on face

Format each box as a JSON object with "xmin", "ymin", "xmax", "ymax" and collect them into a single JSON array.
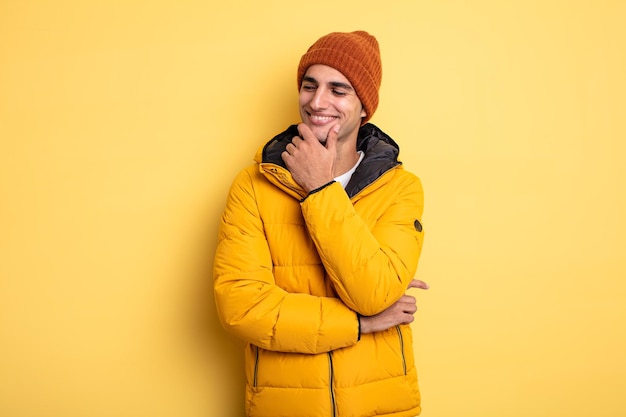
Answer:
[{"xmin": 298, "ymin": 65, "xmax": 366, "ymax": 145}]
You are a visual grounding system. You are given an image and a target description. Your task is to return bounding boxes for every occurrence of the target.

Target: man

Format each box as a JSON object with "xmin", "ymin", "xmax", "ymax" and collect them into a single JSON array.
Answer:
[{"xmin": 214, "ymin": 30, "xmax": 428, "ymax": 417}]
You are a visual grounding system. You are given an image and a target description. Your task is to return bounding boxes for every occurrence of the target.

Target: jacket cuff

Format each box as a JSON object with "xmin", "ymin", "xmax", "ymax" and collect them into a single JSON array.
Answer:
[{"xmin": 300, "ymin": 180, "xmax": 336, "ymax": 202}]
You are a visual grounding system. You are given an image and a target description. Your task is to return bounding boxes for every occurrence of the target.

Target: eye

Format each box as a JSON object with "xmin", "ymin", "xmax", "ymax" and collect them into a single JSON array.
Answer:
[
  {"xmin": 302, "ymin": 84, "xmax": 316, "ymax": 91},
  {"xmin": 332, "ymin": 89, "xmax": 347, "ymax": 96}
]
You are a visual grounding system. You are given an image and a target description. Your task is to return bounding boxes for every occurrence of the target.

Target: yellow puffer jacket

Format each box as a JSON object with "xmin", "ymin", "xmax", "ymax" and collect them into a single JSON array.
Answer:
[{"xmin": 214, "ymin": 123, "xmax": 425, "ymax": 417}]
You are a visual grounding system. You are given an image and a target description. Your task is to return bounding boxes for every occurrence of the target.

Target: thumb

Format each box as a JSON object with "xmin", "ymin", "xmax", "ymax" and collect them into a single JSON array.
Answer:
[
  {"xmin": 407, "ymin": 279, "xmax": 429, "ymax": 290},
  {"xmin": 325, "ymin": 124, "xmax": 340, "ymax": 150}
]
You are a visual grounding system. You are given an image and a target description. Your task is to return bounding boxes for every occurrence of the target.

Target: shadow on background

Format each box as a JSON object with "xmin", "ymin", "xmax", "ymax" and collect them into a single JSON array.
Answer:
[{"xmin": 185, "ymin": 204, "xmax": 246, "ymax": 416}]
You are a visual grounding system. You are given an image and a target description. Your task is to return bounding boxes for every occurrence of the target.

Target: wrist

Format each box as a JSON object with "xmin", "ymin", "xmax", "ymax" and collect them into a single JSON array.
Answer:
[
  {"xmin": 359, "ymin": 315, "xmax": 371, "ymax": 335},
  {"xmin": 300, "ymin": 180, "xmax": 335, "ymax": 202}
]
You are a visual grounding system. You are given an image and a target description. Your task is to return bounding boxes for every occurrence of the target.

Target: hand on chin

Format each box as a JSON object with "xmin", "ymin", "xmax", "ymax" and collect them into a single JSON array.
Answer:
[{"xmin": 305, "ymin": 122, "xmax": 338, "ymax": 144}]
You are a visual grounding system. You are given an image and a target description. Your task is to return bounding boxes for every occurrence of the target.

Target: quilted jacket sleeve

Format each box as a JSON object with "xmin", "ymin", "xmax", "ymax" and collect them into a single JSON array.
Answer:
[
  {"xmin": 301, "ymin": 170, "xmax": 425, "ymax": 316},
  {"xmin": 213, "ymin": 168, "xmax": 359, "ymax": 354}
]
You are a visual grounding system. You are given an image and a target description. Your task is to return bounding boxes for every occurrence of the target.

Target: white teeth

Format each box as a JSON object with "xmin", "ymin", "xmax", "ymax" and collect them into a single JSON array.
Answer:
[{"xmin": 310, "ymin": 115, "xmax": 335, "ymax": 122}]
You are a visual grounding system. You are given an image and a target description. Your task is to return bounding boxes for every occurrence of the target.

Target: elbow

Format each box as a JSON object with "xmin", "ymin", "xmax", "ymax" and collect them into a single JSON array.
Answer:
[
  {"xmin": 348, "ymin": 297, "xmax": 393, "ymax": 317},
  {"xmin": 343, "ymin": 282, "xmax": 405, "ymax": 316}
]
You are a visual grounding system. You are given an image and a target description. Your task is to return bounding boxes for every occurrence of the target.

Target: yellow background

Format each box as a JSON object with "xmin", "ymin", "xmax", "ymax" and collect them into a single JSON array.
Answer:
[{"xmin": 1, "ymin": 1, "xmax": 625, "ymax": 416}]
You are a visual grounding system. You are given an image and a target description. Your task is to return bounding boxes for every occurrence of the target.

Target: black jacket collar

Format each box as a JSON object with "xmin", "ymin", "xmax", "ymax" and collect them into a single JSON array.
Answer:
[{"xmin": 261, "ymin": 123, "xmax": 402, "ymax": 198}]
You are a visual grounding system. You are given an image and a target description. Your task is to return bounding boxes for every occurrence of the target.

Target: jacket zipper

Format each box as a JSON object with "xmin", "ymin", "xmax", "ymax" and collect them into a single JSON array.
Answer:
[
  {"xmin": 328, "ymin": 352, "xmax": 337, "ymax": 417},
  {"xmin": 395, "ymin": 325, "xmax": 407, "ymax": 375},
  {"xmin": 253, "ymin": 345, "xmax": 259, "ymax": 387},
  {"xmin": 261, "ymin": 164, "xmax": 306, "ymax": 197}
]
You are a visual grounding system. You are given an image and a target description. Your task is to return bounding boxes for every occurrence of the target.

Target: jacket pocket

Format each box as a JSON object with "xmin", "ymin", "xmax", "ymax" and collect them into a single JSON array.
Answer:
[
  {"xmin": 252, "ymin": 345, "xmax": 259, "ymax": 387},
  {"xmin": 249, "ymin": 346, "xmax": 330, "ymax": 389},
  {"xmin": 395, "ymin": 325, "xmax": 407, "ymax": 375}
]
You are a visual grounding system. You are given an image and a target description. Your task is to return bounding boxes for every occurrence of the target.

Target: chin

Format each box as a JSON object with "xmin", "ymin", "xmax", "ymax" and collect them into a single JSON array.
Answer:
[{"xmin": 307, "ymin": 125, "xmax": 331, "ymax": 142}]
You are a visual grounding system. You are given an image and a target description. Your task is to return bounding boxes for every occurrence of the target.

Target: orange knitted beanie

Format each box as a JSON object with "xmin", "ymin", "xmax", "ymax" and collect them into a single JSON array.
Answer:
[{"xmin": 297, "ymin": 31, "xmax": 382, "ymax": 124}]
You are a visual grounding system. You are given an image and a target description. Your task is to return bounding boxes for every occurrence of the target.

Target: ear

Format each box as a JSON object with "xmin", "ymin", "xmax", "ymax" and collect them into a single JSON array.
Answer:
[{"xmin": 360, "ymin": 106, "xmax": 367, "ymax": 118}]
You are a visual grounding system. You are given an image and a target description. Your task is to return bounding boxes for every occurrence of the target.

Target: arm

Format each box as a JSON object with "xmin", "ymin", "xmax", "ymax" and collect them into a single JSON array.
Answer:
[
  {"xmin": 283, "ymin": 123, "xmax": 425, "ymax": 316},
  {"xmin": 301, "ymin": 174, "xmax": 425, "ymax": 316},
  {"xmin": 213, "ymin": 168, "xmax": 359, "ymax": 354},
  {"xmin": 359, "ymin": 279, "xmax": 429, "ymax": 334}
]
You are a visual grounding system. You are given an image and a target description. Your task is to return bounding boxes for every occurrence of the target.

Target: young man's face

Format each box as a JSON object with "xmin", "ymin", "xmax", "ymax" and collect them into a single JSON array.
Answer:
[{"xmin": 298, "ymin": 64, "xmax": 366, "ymax": 144}]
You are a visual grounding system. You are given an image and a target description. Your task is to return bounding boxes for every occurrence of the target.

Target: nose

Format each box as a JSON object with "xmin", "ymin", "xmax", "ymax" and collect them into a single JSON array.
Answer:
[{"xmin": 310, "ymin": 88, "xmax": 329, "ymax": 110}]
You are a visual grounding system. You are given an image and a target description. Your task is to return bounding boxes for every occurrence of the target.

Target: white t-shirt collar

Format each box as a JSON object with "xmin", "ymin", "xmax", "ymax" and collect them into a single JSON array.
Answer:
[{"xmin": 334, "ymin": 151, "xmax": 365, "ymax": 189}]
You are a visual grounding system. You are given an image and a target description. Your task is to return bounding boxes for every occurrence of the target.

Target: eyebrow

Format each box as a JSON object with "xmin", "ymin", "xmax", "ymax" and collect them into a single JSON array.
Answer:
[{"xmin": 302, "ymin": 76, "xmax": 354, "ymax": 91}]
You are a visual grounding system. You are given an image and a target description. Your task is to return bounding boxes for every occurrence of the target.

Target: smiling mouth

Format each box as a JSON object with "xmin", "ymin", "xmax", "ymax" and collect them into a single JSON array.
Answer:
[{"xmin": 307, "ymin": 113, "xmax": 338, "ymax": 124}]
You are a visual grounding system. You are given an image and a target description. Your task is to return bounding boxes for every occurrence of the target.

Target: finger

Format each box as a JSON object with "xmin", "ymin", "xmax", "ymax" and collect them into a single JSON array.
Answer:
[
  {"xmin": 398, "ymin": 294, "xmax": 416, "ymax": 304},
  {"xmin": 297, "ymin": 123, "xmax": 316, "ymax": 141},
  {"xmin": 325, "ymin": 124, "xmax": 340, "ymax": 150},
  {"xmin": 281, "ymin": 151, "xmax": 291, "ymax": 164},
  {"xmin": 290, "ymin": 137, "xmax": 303, "ymax": 148},
  {"xmin": 398, "ymin": 311, "xmax": 415, "ymax": 325},
  {"xmin": 407, "ymin": 279, "xmax": 429, "ymax": 290},
  {"xmin": 401, "ymin": 302, "xmax": 417, "ymax": 314}
]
